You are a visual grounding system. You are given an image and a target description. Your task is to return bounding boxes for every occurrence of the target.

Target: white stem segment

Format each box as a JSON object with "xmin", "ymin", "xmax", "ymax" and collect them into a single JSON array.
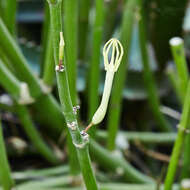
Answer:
[{"xmin": 92, "ymin": 71, "xmax": 114, "ymax": 125}]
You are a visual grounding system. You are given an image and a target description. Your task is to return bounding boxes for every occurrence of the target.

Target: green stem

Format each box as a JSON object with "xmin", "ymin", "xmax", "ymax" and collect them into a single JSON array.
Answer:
[
  {"xmin": 78, "ymin": 0, "xmax": 91, "ymax": 60},
  {"xmin": 47, "ymin": 1, "xmax": 98, "ymax": 189},
  {"xmin": 169, "ymin": 38, "xmax": 190, "ymax": 179},
  {"xmin": 2, "ymin": 0, "xmax": 17, "ymax": 35},
  {"xmin": 0, "ymin": 120, "xmax": 14, "ymax": 190},
  {"xmin": 107, "ymin": 0, "xmax": 139, "ymax": 150},
  {"xmin": 42, "ymin": 2, "xmax": 55, "ymax": 88},
  {"xmin": 88, "ymin": 0, "xmax": 104, "ymax": 136},
  {"xmin": 15, "ymin": 105, "xmax": 59, "ymax": 164},
  {"xmin": 0, "ymin": 61, "xmax": 59, "ymax": 164},
  {"xmin": 167, "ymin": 65, "xmax": 181, "ymax": 102},
  {"xmin": 63, "ymin": 0, "xmax": 78, "ymax": 105},
  {"xmin": 63, "ymin": 0, "xmax": 81, "ymax": 175},
  {"xmin": 138, "ymin": 3, "xmax": 171, "ymax": 132},
  {"xmin": 0, "ymin": 60, "xmax": 20, "ymax": 100},
  {"xmin": 164, "ymin": 81, "xmax": 190, "ymax": 190},
  {"xmin": 104, "ymin": 0, "xmax": 118, "ymax": 40},
  {"xmin": 96, "ymin": 130, "xmax": 176, "ymax": 144},
  {"xmin": 0, "ymin": 18, "xmax": 42, "ymax": 99},
  {"xmin": 169, "ymin": 37, "xmax": 189, "ymax": 102},
  {"xmin": 90, "ymin": 140, "xmax": 154, "ymax": 183}
]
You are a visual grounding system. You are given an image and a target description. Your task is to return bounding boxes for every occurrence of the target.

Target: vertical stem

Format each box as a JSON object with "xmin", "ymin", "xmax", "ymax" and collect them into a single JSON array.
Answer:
[
  {"xmin": 107, "ymin": 0, "xmax": 139, "ymax": 150},
  {"xmin": 88, "ymin": 0, "xmax": 104, "ymax": 136},
  {"xmin": 47, "ymin": 1, "xmax": 98, "ymax": 189},
  {"xmin": 42, "ymin": 2, "xmax": 55, "ymax": 88},
  {"xmin": 2, "ymin": 0, "xmax": 17, "ymax": 35},
  {"xmin": 63, "ymin": 0, "xmax": 80, "ymax": 175},
  {"xmin": 169, "ymin": 37, "xmax": 189, "ymax": 102},
  {"xmin": 169, "ymin": 38, "xmax": 190, "ymax": 179},
  {"xmin": 63, "ymin": 0, "xmax": 78, "ymax": 105},
  {"xmin": 104, "ymin": 0, "xmax": 118, "ymax": 40},
  {"xmin": 78, "ymin": 0, "xmax": 91, "ymax": 60},
  {"xmin": 138, "ymin": 2, "xmax": 171, "ymax": 132},
  {"xmin": 164, "ymin": 81, "xmax": 190, "ymax": 190},
  {"xmin": 0, "ymin": 120, "xmax": 14, "ymax": 190}
]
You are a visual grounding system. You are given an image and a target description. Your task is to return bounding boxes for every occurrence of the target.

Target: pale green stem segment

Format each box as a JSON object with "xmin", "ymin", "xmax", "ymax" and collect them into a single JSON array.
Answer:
[
  {"xmin": 0, "ymin": 120, "xmax": 14, "ymax": 190},
  {"xmin": 169, "ymin": 37, "xmax": 189, "ymax": 102},
  {"xmin": 47, "ymin": 0, "xmax": 98, "ymax": 189},
  {"xmin": 164, "ymin": 81, "xmax": 190, "ymax": 190}
]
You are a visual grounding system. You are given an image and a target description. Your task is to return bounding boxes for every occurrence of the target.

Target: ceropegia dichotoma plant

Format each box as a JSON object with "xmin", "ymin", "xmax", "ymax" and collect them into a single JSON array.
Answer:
[{"xmin": 85, "ymin": 38, "xmax": 124, "ymax": 133}]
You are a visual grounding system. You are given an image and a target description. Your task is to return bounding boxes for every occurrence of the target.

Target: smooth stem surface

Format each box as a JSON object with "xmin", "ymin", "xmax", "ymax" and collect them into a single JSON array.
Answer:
[
  {"xmin": 104, "ymin": 0, "xmax": 118, "ymax": 40},
  {"xmin": 78, "ymin": 0, "xmax": 91, "ymax": 60},
  {"xmin": 0, "ymin": 18, "xmax": 42, "ymax": 98},
  {"xmin": 107, "ymin": 0, "xmax": 138, "ymax": 150},
  {"xmin": 88, "ymin": 0, "xmax": 104, "ymax": 136},
  {"xmin": 16, "ymin": 105, "xmax": 59, "ymax": 164},
  {"xmin": 170, "ymin": 38, "xmax": 190, "ymax": 179},
  {"xmin": 47, "ymin": 1, "xmax": 98, "ymax": 189},
  {"xmin": 170, "ymin": 38, "xmax": 189, "ymax": 102},
  {"xmin": 63, "ymin": 0, "xmax": 78, "ymax": 105},
  {"xmin": 90, "ymin": 139, "xmax": 154, "ymax": 183},
  {"xmin": 167, "ymin": 65, "xmax": 181, "ymax": 101},
  {"xmin": 0, "ymin": 120, "xmax": 14, "ymax": 190},
  {"xmin": 0, "ymin": 60, "xmax": 20, "ymax": 100},
  {"xmin": 138, "ymin": 4, "xmax": 171, "ymax": 132},
  {"xmin": 42, "ymin": 2, "xmax": 55, "ymax": 88},
  {"xmin": 0, "ymin": 61, "xmax": 58, "ymax": 164},
  {"xmin": 164, "ymin": 81, "xmax": 190, "ymax": 190},
  {"xmin": 96, "ymin": 130, "xmax": 177, "ymax": 144},
  {"xmin": 2, "ymin": 0, "xmax": 17, "ymax": 34}
]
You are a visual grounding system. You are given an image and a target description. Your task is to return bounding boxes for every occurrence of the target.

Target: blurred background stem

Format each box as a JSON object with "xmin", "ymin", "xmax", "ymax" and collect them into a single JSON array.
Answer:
[
  {"xmin": 1, "ymin": 0, "xmax": 17, "ymax": 35},
  {"xmin": 0, "ymin": 120, "xmax": 14, "ymax": 190},
  {"xmin": 107, "ymin": 0, "xmax": 139, "ymax": 151},
  {"xmin": 138, "ymin": 2, "xmax": 171, "ymax": 132},
  {"xmin": 78, "ymin": 0, "xmax": 91, "ymax": 61},
  {"xmin": 87, "ymin": 0, "xmax": 104, "ymax": 137},
  {"xmin": 63, "ymin": 0, "xmax": 78, "ymax": 105}
]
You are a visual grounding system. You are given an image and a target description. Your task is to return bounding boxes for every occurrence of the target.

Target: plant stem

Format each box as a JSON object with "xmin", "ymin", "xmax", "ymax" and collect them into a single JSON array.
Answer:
[
  {"xmin": 169, "ymin": 37, "xmax": 189, "ymax": 102},
  {"xmin": 78, "ymin": 0, "xmax": 91, "ymax": 60},
  {"xmin": 42, "ymin": 2, "xmax": 55, "ymax": 88},
  {"xmin": 2, "ymin": 0, "xmax": 17, "ymax": 35},
  {"xmin": 47, "ymin": 1, "xmax": 98, "ymax": 189},
  {"xmin": 15, "ymin": 105, "xmax": 60, "ymax": 164},
  {"xmin": 96, "ymin": 130, "xmax": 176, "ymax": 144},
  {"xmin": 164, "ymin": 81, "xmax": 190, "ymax": 190},
  {"xmin": 107, "ymin": 0, "xmax": 139, "ymax": 151},
  {"xmin": 0, "ymin": 61, "xmax": 59, "ymax": 164},
  {"xmin": 63, "ymin": 0, "xmax": 78, "ymax": 105},
  {"xmin": 138, "ymin": 2, "xmax": 171, "ymax": 132},
  {"xmin": 169, "ymin": 38, "xmax": 190, "ymax": 179},
  {"xmin": 166, "ymin": 65, "xmax": 182, "ymax": 102},
  {"xmin": 0, "ymin": 18, "xmax": 42, "ymax": 99},
  {"xmin": 104, "ymin": 0, "xmax": 118, "ymax": 40},
  {"xmin": 90, "ymin": 139, "xmax": 154, "ymax": 183},
  {"xmin": 0, "ymin": 120, "xmax": 14, "ymax": 190},
  {"xmin": 0, "ymin": 60, "xmax": 20, "ymax": 100},
  {"xmin": 63, "ymin": 0, "xmax": 81, "ymax": 175},
  {"xmin": 88, "ymin": 0, "xmax": 104, "ymax": 136}
]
